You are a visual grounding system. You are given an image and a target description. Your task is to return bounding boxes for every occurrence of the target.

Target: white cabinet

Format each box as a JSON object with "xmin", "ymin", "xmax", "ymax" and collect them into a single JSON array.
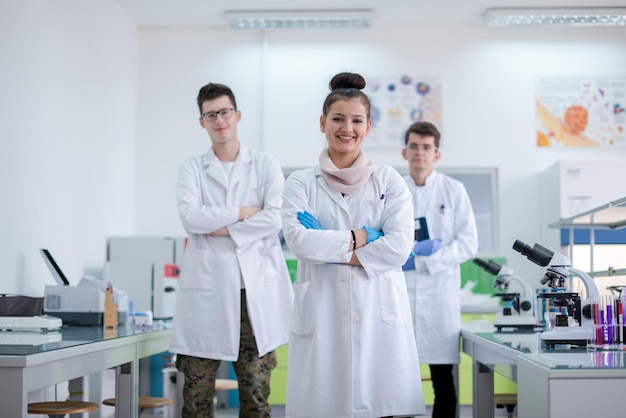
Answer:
[
  {"xmin": 105, "ymin": 236, "xmax": 186, "ymax": 319},
  {"xmin": 548, "ymin": 197, "xmax": 626, "ymax": 276},
  {"xmin": 539, "ymin": 161, "xmax": 626, "ymax": 251},
  {"xmin": 549, "ymin": 196, "xmax": 626, "ymax": 231}
]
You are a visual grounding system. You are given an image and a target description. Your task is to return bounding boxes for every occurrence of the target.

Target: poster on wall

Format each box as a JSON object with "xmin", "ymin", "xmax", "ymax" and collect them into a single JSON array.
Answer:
[
  {"xmin": 535, "ymin": 76, "xmax": 625, "ymax": 147},
  {"xmin": 364, "ymin": 75, "xmax": 442, "ymax": 149}
]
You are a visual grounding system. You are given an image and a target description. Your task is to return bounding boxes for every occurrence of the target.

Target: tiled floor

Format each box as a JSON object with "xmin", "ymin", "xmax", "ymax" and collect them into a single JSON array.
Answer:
[
  {"xmin": 213, "ymin": 406, "xmax": 511, "ymax": 418},
  {"xmin": 143, "ymin": 404, "xmax": 515, "ymax": 417}
]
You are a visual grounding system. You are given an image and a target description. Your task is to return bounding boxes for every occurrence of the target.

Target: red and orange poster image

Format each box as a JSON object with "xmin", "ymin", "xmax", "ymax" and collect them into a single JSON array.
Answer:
[{"xmin": 535, "ymin": 77, "xmax": 625, "ymax": 147}]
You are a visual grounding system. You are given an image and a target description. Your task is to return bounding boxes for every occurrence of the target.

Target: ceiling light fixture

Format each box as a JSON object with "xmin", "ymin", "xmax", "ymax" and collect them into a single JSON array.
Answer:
[
  {"xmin": 224, "ymin": 9, "xmax": 374, "ymax": 30},
  {"xmin": 484, "ymin": 7, "xmax": 626, "ymax": 28}
]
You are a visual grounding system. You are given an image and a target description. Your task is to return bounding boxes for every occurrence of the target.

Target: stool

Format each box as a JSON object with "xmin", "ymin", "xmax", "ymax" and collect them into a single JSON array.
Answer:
[
  {"xmin": 215, "ymin": 378, "xmax": 238, "ymax": 391},
  {"xmin": 103, "ymin": 396, "xmax": 173, "ymax": 414},
  {"xmin": 494, "ymin": 393, "xmax": 517, "ymax": 418},
  {"xmin": 162, "ymin": 366, "xmax": 237, "ymax": 417},
  {"xmin": 28, "ymin": 401, "xmax": 99, "ymax": 418},
  {"xmin": 213, "ymin": 378, "xmax": 239, "ymax": 411}
]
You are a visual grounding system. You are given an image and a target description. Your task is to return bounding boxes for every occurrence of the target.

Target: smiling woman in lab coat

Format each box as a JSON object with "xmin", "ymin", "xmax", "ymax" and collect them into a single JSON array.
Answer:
[{"xmin": 281, "ymin": 72, "xmax": 426, "ymax": 418}]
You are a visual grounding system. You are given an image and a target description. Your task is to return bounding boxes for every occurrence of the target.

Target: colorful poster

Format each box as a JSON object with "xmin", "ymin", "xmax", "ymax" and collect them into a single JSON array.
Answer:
[
  {"xmin": 535, "ymin": 77, "xmax": 625, "ymax": 147},
  {"xmin": 364, "ymin": 75, "xmax": 442, "ymax": 149}
]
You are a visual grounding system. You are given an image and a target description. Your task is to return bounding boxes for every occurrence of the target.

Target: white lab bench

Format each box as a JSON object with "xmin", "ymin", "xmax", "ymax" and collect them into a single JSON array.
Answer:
[
  {"xmin": 461, "ymin": 322, "xmax": 626, "ymax": 418},
  {"xmin": 0, "ymin": 325, "xmax": 171, "ymax": 418}
]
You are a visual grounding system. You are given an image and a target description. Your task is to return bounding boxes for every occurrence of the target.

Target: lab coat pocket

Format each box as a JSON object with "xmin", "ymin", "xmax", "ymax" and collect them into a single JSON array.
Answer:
[
  {"xmin": 358, "ymin": 199, "xmax": 385, "ymax": 229},
  {"xmin": 259, "ymin": 242, "xmax": 281, "ymax": 287},
  {"xmin": 246, "ymin": 186, "xmax": 264, "ymax": 206},
  {"xmin": 290, "ymin": 281, "xmax": 315, "ymax": 337},
  {"xmin": 379, "ymin": 273, "xmax": 412, "ymax": 326},
  {"xmin": 178, "ymin": 249, "xmax": 214, "ymax": 291},
  {"xmin": 431, "ymin": 207, "xmax": 454, "ymax": 240}
]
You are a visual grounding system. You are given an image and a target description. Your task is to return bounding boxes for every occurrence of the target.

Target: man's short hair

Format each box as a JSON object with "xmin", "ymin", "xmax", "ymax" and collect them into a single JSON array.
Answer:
[
  {"xmin": 197, "ymin": 83, "xmax": 237, "ymax": 114},
  {"xmin": 404, "ymin": 121, "xmax": 441, "ymax": 148}
]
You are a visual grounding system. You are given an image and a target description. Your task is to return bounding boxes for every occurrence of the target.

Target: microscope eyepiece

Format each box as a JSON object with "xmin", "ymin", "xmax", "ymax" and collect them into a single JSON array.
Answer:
[
  {"xmin": 512, "ymin": 239, "xmax": 533, "ymax": 255},
  {"xmin": 512, "ymin": 239, "xmax": 553, "ymax": 267},
  {"xmin": 473, "ymin": 258, "xmax": 502, "ymax": 276}
]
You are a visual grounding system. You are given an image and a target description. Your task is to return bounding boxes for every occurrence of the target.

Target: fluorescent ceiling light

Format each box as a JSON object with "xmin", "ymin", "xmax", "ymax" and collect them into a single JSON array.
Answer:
[
  {"xmin": 224, "ymin": 9, "xmax": 373, "ymax": 29},
  {"xmin": 484, "ymin": 8, "xmax": 626, "ymax": 27}
]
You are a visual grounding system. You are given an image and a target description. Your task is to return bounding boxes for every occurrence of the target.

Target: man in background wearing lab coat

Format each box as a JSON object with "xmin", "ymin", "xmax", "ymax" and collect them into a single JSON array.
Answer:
[
  {"xmin": 169, "ymin": 82, "xmax": 294, "ymax": 417},
  {"xmin": 401, "ymin": 121, "xmax": 478, "ymax": 418}
]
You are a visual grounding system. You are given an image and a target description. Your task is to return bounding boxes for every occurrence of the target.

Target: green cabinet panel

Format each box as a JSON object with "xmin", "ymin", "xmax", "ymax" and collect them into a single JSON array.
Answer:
[
  {"xmin": 286, "ymin": 259, "xmax": 297, "ymax": 283},
  {"xmin": 460, "ymin": 257, "xmax": 506, "ymax": 295},
  {"xmin": 273, "ymin": 258, "xmax": 518, "ymax": 406},
  {"xmin": 458, "ymin": 313, "xmax": 517, "ymax": 406},
  {"xmin": 270, "ymin": 258, "xmax": 293, "ymax": 405},
  {"xmin": 269, "ymin": 345, "xmax": 289, "ymax": 404},
  {"xmin": 423, "ymin": 313, "xmax": 517, "ymax": 406}
]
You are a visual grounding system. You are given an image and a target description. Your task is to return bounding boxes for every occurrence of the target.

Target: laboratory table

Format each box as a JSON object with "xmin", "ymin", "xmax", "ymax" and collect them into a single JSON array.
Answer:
[
  {"xmin": 0, "ymin": 324, "xmax": 171, "ymax": 418},
  {"xmin": 461, "ymin": 322, "xmax": 626, "ymax": 418}
]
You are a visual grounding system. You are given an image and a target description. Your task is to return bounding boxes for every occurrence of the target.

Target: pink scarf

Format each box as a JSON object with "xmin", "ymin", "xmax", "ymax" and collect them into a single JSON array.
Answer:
[{"xmin": 319, "ymin": 148, "xmax": 374, "ymax": 194}]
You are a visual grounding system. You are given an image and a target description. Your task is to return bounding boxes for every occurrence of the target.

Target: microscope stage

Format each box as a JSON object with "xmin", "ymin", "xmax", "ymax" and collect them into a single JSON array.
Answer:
[
  {"xmin": 494, "ymin": 314, "xmax": 537, "ymax": 331},
  {"xmin": 541, "ymin": 326, "xmax": 588, "ymax": 347}
]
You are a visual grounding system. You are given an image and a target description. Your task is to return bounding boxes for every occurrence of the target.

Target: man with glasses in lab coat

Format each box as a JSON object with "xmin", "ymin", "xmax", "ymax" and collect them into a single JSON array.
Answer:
[
  {"xmin": 169, "ymin": 82, "xmax": 294, "ymax": 417},
  {"xmin": 401, "ymin": 121, "xmax": 478, "ymax": 418}
]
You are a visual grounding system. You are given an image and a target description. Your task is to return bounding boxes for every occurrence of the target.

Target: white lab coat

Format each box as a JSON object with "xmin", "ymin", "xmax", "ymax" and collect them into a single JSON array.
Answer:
[
  {"xmin": 169, "ymin": 145, "xmax": 294, "ymax": 361},
  {"xmin": 282, "ymin": 165, "xmax": 425, "ymax": 418},
  {"xmin": 403, "ymin": 171, "xmax": 478, "ymax": 364}
]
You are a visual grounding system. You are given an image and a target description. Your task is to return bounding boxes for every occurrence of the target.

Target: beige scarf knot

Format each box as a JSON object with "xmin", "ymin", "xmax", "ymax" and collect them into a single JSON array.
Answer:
[{"xmin": 319, "ymin": 148, "xmax": 374, "ymax": 194}]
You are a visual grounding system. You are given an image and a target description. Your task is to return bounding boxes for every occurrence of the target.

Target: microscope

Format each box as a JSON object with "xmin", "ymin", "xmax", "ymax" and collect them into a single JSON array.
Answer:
[
  {"xmin": 473, "ymin": 258, "xmax": 537, "ymax": 330},
  {"xmin": 512, "ymin": 239, "xmax": 600, "ymax": 346}
]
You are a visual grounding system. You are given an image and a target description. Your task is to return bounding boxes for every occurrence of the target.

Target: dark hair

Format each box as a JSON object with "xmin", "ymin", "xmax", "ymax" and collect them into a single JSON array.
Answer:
[
  {"xmin": 404, "ymin": 121, "xmax": 441, "ymax": 148},
  {"xmin": 196, "ymin": 83, "xmax": 237, "ymax": 114},
  {"xmin": 322, "ymin": 72, "xmax": 371, "ymax": 118}
]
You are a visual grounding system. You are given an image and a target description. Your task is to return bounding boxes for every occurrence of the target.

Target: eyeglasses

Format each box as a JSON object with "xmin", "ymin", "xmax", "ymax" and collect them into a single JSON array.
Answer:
[
  {"xmin": 201, "ymin": 108, "xmax": 235, "ymax": 122},
  {"xmin": 406, "ymin": 143, "xmax": 437, "ymax": 152}
]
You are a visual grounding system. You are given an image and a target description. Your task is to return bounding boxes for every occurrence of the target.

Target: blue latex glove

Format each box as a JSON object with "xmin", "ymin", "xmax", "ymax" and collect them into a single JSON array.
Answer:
[
  {"xmin": 297, "ymin": 211, "xmax": 322, "ymax": 230},
  {"xmin": 402, "ymin": 255, "xmax": 415, "ymax": 271},
  {"xmin": 362, "ymin": 225, "xmax": 383, "ymax": 243},
  {"xmin": 413, "ymin": 239, "xmax": 442, "ymax": 256}
]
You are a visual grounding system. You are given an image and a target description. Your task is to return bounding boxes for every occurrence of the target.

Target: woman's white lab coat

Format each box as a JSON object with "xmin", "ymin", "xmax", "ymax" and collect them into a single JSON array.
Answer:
[
  {"xmin": 282, "ymin": 165, "xmax": 425, "ymax": 418},
  {"xmin": 169, "ymin": 145, "xmax": 294, "ymax": 361},
  {"xmin": 403, "ymin": 171, "xmax": 478, "ymax": 364}
]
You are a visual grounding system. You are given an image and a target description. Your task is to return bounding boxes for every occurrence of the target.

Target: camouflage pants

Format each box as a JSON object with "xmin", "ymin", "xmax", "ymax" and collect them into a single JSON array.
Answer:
[{"xmin": 176, "ymin": 291, "xmax": 277, "ymax": 418}]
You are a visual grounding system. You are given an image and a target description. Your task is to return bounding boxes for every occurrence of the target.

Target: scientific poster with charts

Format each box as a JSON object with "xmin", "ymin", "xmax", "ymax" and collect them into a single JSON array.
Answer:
[
  {"xmin": 535, "ymin": 76, "xmax": 626, "ymax": 147},
  {"xmin": 364, "ymin": 75, "xmax": 442, "ymax": 149}
]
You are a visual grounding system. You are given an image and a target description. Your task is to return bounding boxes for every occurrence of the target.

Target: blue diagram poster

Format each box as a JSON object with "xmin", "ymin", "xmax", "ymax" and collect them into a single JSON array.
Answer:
[{"xmin": 364, "ymin": 75, "xmax": 442, "ymax": 149}]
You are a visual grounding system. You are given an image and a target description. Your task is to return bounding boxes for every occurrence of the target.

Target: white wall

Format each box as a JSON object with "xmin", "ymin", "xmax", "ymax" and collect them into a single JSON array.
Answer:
[
  {"xmin": 134, "ymin": 28, "xmax": 265, "ymax": 238},
  {"xmin": 0, "ymin": 1, "xmax": 137, "ymax": 296},
  {"xmin": 3, "ymin": 4, "xmax": 626, "ymax": 297},
  {"xmin": 135, "ymin": 23, "xmax": 626, "ymax": 284}
]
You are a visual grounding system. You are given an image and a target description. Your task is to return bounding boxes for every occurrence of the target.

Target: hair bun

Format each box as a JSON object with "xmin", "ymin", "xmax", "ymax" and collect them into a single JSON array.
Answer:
[{"xmin": 329, "ymin": 72, "xmax": 366, "ymax": 91}]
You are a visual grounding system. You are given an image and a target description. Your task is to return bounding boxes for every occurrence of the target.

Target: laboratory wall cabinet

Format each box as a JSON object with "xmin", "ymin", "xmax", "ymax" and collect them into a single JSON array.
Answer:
[
  {"xmin": 106, "ymin": 236, "xmax": 186, "ymax": 319},
  {"xmin": 547, "ymin": 196, "xmax": 626, "ymax": 294},
  {"xmin": 539, "ymin": 160, "xmax": 626, "ymax": 252},
  {"xmin": 284, "ymin": 166, "xmax": 499, "ymax": 254}
]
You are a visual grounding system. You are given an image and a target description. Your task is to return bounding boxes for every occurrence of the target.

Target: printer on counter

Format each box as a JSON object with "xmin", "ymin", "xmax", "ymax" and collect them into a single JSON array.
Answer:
[{"xmin": 41, "ymin": 249, "xmax": 129, "ymax": 326}]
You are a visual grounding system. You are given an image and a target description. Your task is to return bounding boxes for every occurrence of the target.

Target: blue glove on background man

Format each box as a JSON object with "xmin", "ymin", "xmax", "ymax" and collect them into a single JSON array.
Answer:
[
  {"xmin": 402, "ymin": 255, "xmax": 415, "ymax": 271},
  {"xmin": 297, "ymin": 211, "xmax": 322, "ymax": 230},
  {"xmin": 413, "ymin": 239, "xmax": 442, "ymax": 256},
  {"xmin": 362, "ymin": 225, "xmax": 383, "ymax": 243}
]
